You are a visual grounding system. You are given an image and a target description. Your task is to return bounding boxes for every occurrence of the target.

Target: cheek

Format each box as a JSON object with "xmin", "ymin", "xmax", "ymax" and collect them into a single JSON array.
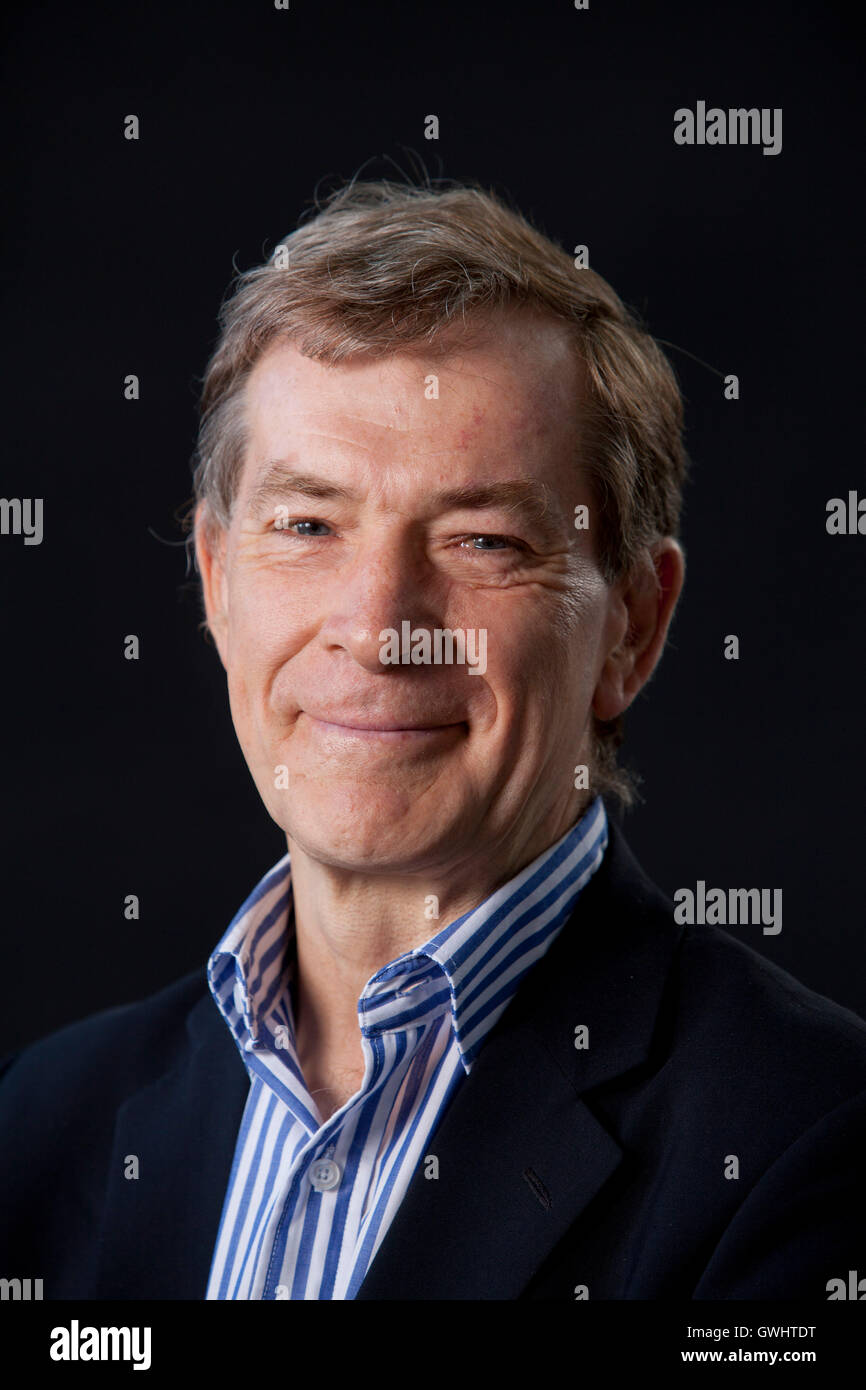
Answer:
[
  {"xmin": 501, "ymin": 595, "xmax": 598, "ymax": 683},
  {"xmin": 488, "ymin": 602, "xmax": 605, "ymax": 735},
  {"xmin": 551, "ymin": 582, "xmax": 609, "ymax": 683},
  {"xmin": 227, "ymin": 569, "xmax": 305, "ymax": 665},
  {"xmin": 222, "ymin": 617, "xmax": 292, "ymax": 740}
]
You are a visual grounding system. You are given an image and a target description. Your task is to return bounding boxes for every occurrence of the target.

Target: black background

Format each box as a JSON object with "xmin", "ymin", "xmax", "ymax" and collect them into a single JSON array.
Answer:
[{"xmin": 1, "ymin": 0, "xmax": 863, "ymax": 1056}]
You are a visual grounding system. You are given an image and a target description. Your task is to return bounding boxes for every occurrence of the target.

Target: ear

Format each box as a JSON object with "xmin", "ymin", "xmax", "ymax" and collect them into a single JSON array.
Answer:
[
  {"xmin": 592, "ymin": 538, "xmax": 685, "ymax": 722},
  {"xmin": 194, "ymin": 501, "xmax": 230, "ymax": 669}
]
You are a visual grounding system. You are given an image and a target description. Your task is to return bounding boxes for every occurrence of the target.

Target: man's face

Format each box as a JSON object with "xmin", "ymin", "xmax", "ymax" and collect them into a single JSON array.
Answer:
[{"xmin": 197, "ymin": 309, "xmax": 630, "ymax": 880}]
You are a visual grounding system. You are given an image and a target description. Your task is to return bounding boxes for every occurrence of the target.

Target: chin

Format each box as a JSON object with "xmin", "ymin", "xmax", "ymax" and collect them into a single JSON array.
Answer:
[
  {"xmin": 292, "ymin": 826, "xmax": 442, "ymax": 873},
  {"xmin": 279, "ymin": 797, "xmax": 453, "ymax": 870}
]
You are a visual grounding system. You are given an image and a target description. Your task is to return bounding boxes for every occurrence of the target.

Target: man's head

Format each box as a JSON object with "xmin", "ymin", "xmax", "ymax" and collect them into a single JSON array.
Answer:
[{"xmin": 192, "ymin": 179, "xmax": 686, "ymax": 879}]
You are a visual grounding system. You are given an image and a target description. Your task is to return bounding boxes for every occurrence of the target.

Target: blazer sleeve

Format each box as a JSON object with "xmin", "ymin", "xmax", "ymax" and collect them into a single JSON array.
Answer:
[{"xmin": 692, "ymin": 1084, "xmax": 866, "ymax": 1298}]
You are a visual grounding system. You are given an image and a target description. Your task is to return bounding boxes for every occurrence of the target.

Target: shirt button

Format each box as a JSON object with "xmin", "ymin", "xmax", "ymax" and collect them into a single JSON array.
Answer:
[
  {"xmin": 309, "ymin": 1158, "xmax": 341, "ymax": 1192},
  {"xmin": 233, "ymin": 982, "xmax": 245, "ymax": 1015}
]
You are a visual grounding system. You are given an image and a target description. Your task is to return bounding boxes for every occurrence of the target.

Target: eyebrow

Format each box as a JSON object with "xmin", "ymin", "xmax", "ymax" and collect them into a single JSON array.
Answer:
[{"xmin": 246, "ymin": 462, "xmax": 567, "ymax": 539}]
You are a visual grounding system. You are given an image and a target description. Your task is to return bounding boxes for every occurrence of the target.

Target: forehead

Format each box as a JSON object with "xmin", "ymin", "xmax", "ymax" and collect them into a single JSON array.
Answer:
[{"xmin": 239, "ymin": 308, "xmax": 586, "ymax": 497}]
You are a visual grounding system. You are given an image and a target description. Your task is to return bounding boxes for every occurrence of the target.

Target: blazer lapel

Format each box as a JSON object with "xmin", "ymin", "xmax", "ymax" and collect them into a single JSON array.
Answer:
[
  {"xmin": 92, "ymin": 987, "xmax": 250, "ymax": 1299},
  {"xmin": 356, "ymin": 817, "xmax": 682, "ymax": 1299}
]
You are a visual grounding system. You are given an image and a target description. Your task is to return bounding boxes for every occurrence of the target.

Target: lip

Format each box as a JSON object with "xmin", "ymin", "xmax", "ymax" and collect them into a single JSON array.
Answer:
[{"xmin": 304, "ymin": 713, "xmax": 466, "ymax": 740}]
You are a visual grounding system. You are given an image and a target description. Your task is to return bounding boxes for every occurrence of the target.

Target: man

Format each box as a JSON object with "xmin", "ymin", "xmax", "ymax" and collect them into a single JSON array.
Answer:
[{"xmin": 1, "ymin": 178, "xmax": 864, "ymax": 1300}]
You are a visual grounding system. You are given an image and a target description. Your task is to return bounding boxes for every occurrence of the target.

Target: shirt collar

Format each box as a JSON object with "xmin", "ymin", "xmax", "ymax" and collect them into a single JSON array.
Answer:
[{"xmin": 208, "ymin": 796, "xmax": 608, "ymax": 1076}]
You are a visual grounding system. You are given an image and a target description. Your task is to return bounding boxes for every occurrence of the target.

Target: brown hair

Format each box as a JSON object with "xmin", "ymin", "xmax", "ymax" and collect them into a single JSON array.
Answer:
[{"xmin": 190, "ymin": 177, "xmax": 688, "ymax": 809}]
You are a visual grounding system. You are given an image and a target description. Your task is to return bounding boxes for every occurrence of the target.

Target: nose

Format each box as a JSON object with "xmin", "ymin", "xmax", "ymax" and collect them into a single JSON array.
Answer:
[{"xmin": 316, "ymin": 525, "xmax": 443, "ymax": 674}]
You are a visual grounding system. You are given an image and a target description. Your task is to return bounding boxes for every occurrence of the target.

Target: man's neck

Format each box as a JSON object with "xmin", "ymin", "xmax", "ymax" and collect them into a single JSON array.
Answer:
[
  {"xmin": 287, "ymin": 849, "xmax": 502, "ymax": 1121},
  {"xmin": 287, "ymin": 845, "xmax": 504, "ymax": 1064},
  {"xmin": 284, "ymin": 793, "xmax": 593, "ymax": 1098}
]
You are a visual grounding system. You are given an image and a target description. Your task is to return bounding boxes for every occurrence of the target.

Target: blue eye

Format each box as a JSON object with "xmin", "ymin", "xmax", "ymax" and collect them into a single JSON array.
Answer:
[
  {"xmin": 461, "ymin": 535, "xmax": 521, "ymax": 552},
  {"xmin": 274, "ymin": 518, "xmax": 331, "ymax": 537},
  {"xmin": 269, "ymin": 521, "xmax": 524, "ymax": 556}
]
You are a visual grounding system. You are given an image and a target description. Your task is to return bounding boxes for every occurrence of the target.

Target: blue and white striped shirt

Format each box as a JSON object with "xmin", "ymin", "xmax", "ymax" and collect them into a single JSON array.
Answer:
[{"xmin": 205, "ymin": 794, "xmax": 608, "ymax": 1300}]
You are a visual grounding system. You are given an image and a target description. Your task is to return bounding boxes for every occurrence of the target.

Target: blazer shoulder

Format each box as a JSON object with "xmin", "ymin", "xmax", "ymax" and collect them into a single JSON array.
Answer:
[
  {"xmin": 602, "ymin": 818, "xmax": 866, "ymax": 1095},
  {"xmin": 0, "ymin": 966, "xmax": 213, "ymax": 1116},
  {"xmin": 673, "ymin": 921, "xmax": 866, "ymax": 1103}
]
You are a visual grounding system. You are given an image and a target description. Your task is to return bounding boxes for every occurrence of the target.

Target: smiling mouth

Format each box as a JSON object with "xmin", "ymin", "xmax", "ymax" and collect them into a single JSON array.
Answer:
[{"xmin": 303, "ymin": 713, "xmax": 466, "ymax": 740}]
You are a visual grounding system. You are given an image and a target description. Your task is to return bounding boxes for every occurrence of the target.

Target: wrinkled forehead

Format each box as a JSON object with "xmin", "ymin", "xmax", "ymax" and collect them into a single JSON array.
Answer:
[{"xmin": 237, "ymin": 309, "xmax": 589, "ymax": 507}]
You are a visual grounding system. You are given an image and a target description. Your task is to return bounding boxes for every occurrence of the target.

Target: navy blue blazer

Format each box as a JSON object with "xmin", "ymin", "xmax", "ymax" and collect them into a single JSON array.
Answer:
[{"xmin": 1, "ymin": 818, "xmax": 865, "ymax": 1300}]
